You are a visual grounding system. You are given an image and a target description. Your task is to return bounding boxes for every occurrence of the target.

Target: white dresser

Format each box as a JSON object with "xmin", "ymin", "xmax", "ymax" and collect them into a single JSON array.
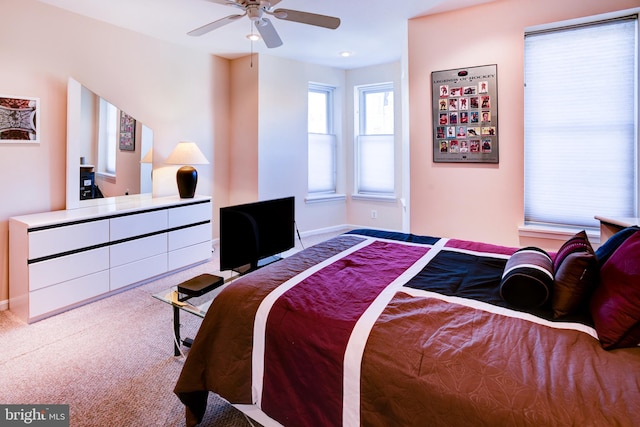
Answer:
[{"xmin": 9, "ymin": 195, "xmax": 212, "ymax": 323}]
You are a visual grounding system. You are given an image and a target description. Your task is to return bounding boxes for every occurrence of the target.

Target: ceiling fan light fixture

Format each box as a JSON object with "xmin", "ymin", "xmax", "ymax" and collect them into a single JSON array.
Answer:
[{"xmin": 246, "ymin": 33, "xmax": 260, "ymax": 41}]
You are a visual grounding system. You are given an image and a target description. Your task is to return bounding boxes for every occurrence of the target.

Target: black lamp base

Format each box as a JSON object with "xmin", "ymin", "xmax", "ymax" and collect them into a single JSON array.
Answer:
[{"xmin": 176, "ymin": 166, "xmax": 198, "ymax": 198}]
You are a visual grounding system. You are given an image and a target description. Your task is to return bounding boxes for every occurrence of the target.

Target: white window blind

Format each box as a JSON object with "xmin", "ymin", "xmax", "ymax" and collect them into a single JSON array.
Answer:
[
  {"xmin": 357, "ymin": 135, "xmax": 394, "ymax": 194},
  {"xmin": 308, "ymin": 133, "xmax": 336, "ymax": 193},
  {"xmin": 308, "ymin": 84, "xmax": 336, "ymax": 195},
  {"xmin": 356, "ymin": 83, "xmax": 395, "ymax": 196},
  {"xmin": 524, "ymin": 16, "xmax": 638, "ymax": 229}
]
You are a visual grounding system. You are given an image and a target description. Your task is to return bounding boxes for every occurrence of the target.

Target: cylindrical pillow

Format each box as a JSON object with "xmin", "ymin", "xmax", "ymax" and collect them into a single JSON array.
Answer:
[{"xmin": 500, "ymin": 247, "xmax": 553, "ymax": 309}]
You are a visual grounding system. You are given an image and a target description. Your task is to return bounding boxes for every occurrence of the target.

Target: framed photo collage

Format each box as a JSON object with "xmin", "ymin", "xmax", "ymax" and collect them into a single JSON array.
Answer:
[{"xmin": 432, "ymin": 64, "xmax": 498, "ymax": 163}]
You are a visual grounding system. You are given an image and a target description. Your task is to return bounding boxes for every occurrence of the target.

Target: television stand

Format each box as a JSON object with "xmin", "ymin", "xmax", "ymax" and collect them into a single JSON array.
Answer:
[
  {"xmin": 232, "ymin": 255, "xmax": 283, "ymax": 276},
  {"xmin": 258, "ymin": 255, "xmax": 283, "ymax": 267}
]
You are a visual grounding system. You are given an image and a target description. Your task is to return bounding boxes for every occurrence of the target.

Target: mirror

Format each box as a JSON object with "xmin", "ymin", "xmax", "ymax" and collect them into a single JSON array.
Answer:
[{"xmin": 66, "ymin": 77, "xmax": 153, "ymax": 210}]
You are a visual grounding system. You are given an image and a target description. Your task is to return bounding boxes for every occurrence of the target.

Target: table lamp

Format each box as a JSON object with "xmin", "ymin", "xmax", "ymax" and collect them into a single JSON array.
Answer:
[{"xmin": 165, "ymin": 141, "xmax": 209, "ymax": 198}]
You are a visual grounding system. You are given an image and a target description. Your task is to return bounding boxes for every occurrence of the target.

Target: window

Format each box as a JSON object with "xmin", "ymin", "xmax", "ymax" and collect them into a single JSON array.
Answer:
[
  {"xmin": 524, "ymin": 15, "xmax": 638, "ymax": 229},
  {"xmin": 356, "ymin": 83, "xmax": 395, "ymax": 196},
  {"xmin": 98, "ymin": 98, "xmax": 118, "ymax": 176},
  {"xmin": 308, "ymin": 84, "xmax": 336, "ymax": 194}
]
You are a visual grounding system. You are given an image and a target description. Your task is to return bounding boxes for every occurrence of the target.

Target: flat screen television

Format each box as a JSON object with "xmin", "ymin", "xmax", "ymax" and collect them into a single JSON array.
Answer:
[{"xmin": 219, "ymin": 196, "xmax": 295, "ymax": 273}]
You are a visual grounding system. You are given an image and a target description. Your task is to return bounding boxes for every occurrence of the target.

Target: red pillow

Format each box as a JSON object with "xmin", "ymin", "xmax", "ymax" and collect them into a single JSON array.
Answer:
[
  {"xmin": 590, "ymin": 230, "xmax": 640, "ymax": 349},
  {"xmin": 552, "ymin": 231, "xmax": 599, "ymax": 318}
]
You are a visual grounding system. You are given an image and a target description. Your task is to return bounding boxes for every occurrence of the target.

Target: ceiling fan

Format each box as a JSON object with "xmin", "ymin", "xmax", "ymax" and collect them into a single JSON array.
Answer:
[{"xmin": 188, "ymin": 0, "xmax": 341, "ymax": 48}]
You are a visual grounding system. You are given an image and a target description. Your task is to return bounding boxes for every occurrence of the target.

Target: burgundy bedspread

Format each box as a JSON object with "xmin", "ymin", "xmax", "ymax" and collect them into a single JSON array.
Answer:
[{"xmin": 174, "ymin": 231, "xmax": 640, "ymax": 426}]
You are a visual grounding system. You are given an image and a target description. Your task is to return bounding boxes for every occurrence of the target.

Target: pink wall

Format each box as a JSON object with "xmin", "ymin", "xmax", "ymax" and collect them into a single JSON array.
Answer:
[
  {"xmin": 229, "ymin": 56, "xmax": 260, "ymax": 206},
  {"xmin": 409, "ymin": 0, "xmax": 639, "ymax": 247},
  {"xmin": 0, "ymin": 0, "xmax": 230, "ymax": 303}
]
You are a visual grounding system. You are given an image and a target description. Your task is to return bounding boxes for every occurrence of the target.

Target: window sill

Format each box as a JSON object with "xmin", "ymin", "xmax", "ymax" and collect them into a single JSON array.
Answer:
[
  {"xmin": 351, "ymin": 194, "xmax": 397, "ymax": 203},
  {"xmin": 305, "ymin": 194, "xmax": 346, "ymax": 204},
  {"xmin": 96, "ymin": 172, "xmax": 116, "ymax": 183},
  {"xmin": 518, "ymin": 224, "xmax": 600, "ymax": 245}
]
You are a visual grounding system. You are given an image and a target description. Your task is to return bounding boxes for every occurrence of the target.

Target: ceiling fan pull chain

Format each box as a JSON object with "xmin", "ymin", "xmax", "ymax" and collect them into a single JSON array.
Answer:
[{"xmin": 250, "ymin": 21, "xmax": 254, "ymax": 68}]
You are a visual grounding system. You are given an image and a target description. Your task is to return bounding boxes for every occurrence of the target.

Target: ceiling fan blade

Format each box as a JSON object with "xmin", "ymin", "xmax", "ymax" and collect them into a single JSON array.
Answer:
[
  {"xmin": 273, "ymin": 8, "xmax": 340, "ymax": 30},
  {"xmin": 206, "ymin": 0, "xmax": 246, "ymax": 10},
  {"xmin": 188, "ymin": 14, "xmax": 244, "ymax": 36},
  {"xmin": 264, "ymin": 0, "xmax": 282, "ymax": 7},
  {"xmin": 255, "ymin": 18, "xmax": 283, "ymax": 48}
]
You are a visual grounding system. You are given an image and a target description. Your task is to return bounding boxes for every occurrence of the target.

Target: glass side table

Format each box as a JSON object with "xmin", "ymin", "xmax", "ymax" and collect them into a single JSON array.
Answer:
[{"xmin": 153, "ymin": 273, "xmax": 226, "ymax": 356}]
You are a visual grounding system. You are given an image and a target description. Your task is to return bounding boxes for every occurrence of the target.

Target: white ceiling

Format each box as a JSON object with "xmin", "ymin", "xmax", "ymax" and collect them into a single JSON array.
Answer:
[{"xmin": 37, "ymin": 0, "xmax": 494, "ymax": 69}]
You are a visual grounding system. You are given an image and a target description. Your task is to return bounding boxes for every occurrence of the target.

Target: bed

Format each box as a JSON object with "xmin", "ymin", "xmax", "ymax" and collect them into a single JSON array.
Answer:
[{"xmin": 175, "ymin": 228, "xmax": 640, "ymax": 426}]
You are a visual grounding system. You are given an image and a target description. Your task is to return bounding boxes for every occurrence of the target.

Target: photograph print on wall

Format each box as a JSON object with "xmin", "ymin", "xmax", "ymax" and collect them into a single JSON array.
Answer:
[{"xmin": 0, "ymin": 95, "xmax": 40, "ymax": 143}]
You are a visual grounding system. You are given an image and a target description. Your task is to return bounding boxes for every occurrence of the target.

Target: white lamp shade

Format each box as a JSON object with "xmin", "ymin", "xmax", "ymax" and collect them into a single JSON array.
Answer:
[{"xmin": 165, "ymin": 141, "xmax": 209, "ymax": 165}]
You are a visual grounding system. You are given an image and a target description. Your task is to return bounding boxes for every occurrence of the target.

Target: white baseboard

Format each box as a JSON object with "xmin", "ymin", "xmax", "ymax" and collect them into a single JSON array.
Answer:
[
  {"xmin": 0, "ymin": 299, "xmax": 8, "ymax": 311},
  {"xmin": 212, "ymin": 224, "xmax": 355, "ymax": 247},
  {"xmin": 298, "ymin": 224, "xmax": 402, "ymax": 238},
  {"xmin": 344, "ymin": 224, "xmax": 403, "ymax": 233},
  {"xmin": 211, "ymin": 224, "xmax": 396, "ymax": 249},
  {"xmin": 298, "ymin": 224, "xmax": 352, "ymax": 238}
]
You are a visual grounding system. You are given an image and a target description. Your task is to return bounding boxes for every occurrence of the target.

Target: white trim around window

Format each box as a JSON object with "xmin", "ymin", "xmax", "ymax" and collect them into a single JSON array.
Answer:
[{"xmin": 355, "ymin": 83, "xmax": 396, "ymax": 197}]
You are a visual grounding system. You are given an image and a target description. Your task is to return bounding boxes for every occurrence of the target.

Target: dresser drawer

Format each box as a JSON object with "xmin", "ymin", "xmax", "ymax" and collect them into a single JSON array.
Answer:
[
  {"xmin": 110, "ymin": 233, "xmax": 167, "ymax": 268},
  {"xmin": 168, "ymin": 241, "xmax": 212, "ymax": 271},
  {"xmin": 168, "ymin": 222, "xmax": 211, "ymax": 251},
  {"xmin": 110, "ymin": 210, "xmax": 168, "ymax": 241},
  {"xmin": 29, "ymin": 247, "xmax": 110, "ymax": 291},
  {"xmin": 110, "ymin": 253, "xmax": 167, "ymax": 291},
  {"xmin": 168, "ymin": 202, "xmax": 211, "ymax": 228},
  {"xmin": 28, "ymin": 220, "xmax": 109, "ymax": 260},
  {"xmin": 29, "ymin": 270, "xmax": 110, "ymax": 319}
]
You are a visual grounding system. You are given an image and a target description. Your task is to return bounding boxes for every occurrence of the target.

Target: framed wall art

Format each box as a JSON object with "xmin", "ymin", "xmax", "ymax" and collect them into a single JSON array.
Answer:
[
  {"xmin": 0, "ymin": 94, "xmax": 40, "ymax": 143},
  {"xmin": 432, "ymin": 64, "xmax": 498, "ymax": 163},
  {"xmin": 119, "ymin": 111, "xmax": 136, "ymax": 151}
]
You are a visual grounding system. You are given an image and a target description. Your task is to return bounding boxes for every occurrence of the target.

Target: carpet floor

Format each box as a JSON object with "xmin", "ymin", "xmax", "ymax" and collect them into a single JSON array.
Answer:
[
  {"xmin": 0, "ymin": 262, "xmax": 254, "ymax": 426},
  {"xmin": 0, "ymin": 230, "xmax": 342, "ymax": 426}
]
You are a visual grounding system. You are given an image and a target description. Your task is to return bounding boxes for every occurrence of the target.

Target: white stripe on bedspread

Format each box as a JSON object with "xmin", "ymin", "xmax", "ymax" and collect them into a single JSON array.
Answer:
[
  {"xmin": 251, "ymin": 237, "xmax": 376, "ymax": 409},
  {"xmin": 342, "ymin": 237, "xmax": 448, "ymax": 427},
  {"xmin": 400, "ymin": 287, "xmax": 599, "ymax": 339}
]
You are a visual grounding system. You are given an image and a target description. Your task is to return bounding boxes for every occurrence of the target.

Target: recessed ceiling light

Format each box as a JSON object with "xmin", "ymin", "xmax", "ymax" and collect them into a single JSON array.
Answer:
[
  {"xmin": 339, "ymin": 51, "xmax": 352, "ymax": 58},
  {"xmin": 246, "ymin": 33, "xmax": 260, "ymax": 41}
]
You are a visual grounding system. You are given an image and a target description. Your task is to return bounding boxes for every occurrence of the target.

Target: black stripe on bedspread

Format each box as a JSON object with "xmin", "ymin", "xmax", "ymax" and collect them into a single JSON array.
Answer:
[
  {"xmin": 406, "ymin": 250, "xmax": 506, "ymax": 304},
  {"xmin": 347, "ymin": 228, "xmax": 593, "ymax": 326},
  {"xmin": 346, "ymin": 228, "xmax": 440, "ymax": 245},
  {"xmin": 405, "ymin": 251, "xmax": 552, "ymax": 322}
]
